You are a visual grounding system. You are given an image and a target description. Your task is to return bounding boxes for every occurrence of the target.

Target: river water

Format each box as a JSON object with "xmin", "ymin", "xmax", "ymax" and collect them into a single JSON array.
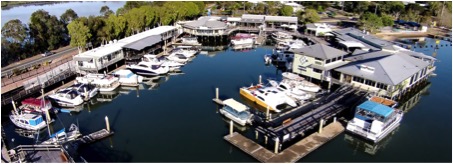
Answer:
[
  {"xmin": 2, "ymin": 38, "xmax": 451, "ymax": 162},
  {"xmin": 1, "ymin": 1, "xmax": 125, "ymax": 27}
]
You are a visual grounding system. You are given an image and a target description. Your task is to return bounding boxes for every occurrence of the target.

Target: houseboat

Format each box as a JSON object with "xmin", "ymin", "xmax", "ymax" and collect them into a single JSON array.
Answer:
[
  {"xmin": 219, "ymin": 98, "xmax": 254, "ymax": 126},
  {"xmin": 239, "ymin": 84, "xmax": 297, "ymax": 112},
  {"xmin": 76, "ymin": 74, "xmax": 120, "ymax": 92},
  {"xmin": 346, "ymin": 98, "xmax": 403, "ymax": 143}
]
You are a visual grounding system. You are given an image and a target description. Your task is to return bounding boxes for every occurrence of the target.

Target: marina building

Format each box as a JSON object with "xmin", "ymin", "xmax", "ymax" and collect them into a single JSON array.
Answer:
[
  {"xmin": 180, "ymin": 16, "xmax": 230, "ymax": 36},
  {"xmin": 73, "ymin": 26, "xmax": 178, "ymax": 74}
]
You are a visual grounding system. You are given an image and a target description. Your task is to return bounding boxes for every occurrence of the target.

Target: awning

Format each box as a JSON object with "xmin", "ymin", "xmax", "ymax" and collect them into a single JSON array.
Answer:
[
  {"xmin": 123, "ymin": 35, "xmax": 162, "ymax": 51},
  {"xmin": 73, "ymin": 56, "xmax": 93, "ymax": 61}
]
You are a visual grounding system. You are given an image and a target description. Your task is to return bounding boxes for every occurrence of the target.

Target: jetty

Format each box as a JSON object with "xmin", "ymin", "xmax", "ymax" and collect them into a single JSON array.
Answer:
[
  {"xmin": 224, "ymin": 122, "xmax": 344, "ymax": 163},
  {"xmin": 75, "ymin": 129, "xmax": 114, "ymax": 144}
]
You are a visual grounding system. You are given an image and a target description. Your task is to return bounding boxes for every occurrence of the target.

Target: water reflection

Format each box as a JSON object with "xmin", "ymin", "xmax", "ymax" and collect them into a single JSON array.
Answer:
[
  {"xmin": 344, "ymin": 127, "xmax": 400, "ymax": 156},
  {"xmin": 397, "ymin": 82, "xmax": 431, "ymax": 113}
]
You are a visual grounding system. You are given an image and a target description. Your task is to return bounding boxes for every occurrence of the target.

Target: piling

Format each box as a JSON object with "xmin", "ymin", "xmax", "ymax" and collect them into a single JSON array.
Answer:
[
  {"xmin": 274, "ymin": 137, "xmax": 279, "ymax": 154},
  {"xmin": 318, "ymin": 119, "xmax": 324, "ymax": 134},
  {"xmin": 216, "ymin": 88, "xmax": 219, "ymax": 100},
  {"xmin": 255, "ymin": 130, "xmax": 259, "ymax": 139},
  {"xmin": 84, "ymin": 87, "xmax": 88, "ymax": 99},
  {"xmin": 266, "ymin": 106, "xmax": 270, "ymax": 121},
  {"xmin": 229, "ymin": 120, "xmax": 233, "ymax": 136},
  {"xmin": 12, "ymin": 101, "xmax": 18, "ymax": 115},
  {"xmin": 264, "ymin": 136, "xmax": 268, "ymax": 144},
  {"xmin": 259, "ymin": 75, "xmax": 262, "ymax": 84},
  {"xmin": 333, "ymin": 117, "xmax": 337, "ymax": 123},
  {"xmin": 105, "ymin": 116, "xmax": 110, "ymax": 132}
]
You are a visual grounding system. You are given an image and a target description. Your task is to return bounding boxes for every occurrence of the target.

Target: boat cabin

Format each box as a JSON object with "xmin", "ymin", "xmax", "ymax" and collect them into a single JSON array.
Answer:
[
  {"xmin": 222, "ymin": 99, "xmax": 250, "ymax": 120},
  {"xmin": 14, "ymin": 114, "xmax": 45, "ymax": 127},
  {"xmin": 354, "ymin": 100, "xmax": 396, "ymax": 123}
]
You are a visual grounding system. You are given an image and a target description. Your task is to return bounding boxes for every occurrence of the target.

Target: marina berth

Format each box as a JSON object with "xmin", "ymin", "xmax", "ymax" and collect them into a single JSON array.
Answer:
[
  {"xmin": 219, "ymin": 99, "xmax": 254, "ymax": 126},
  {"xmin": 76, "ymin": 74, "xmax": 120, "ymax": 92},
  {"xmin": 9, "ymin": 113, "xmax": 48, "ymax": 131},
  {"xmin": 48, "ymin": 89, "xmax": 84, "ymax": 107},
  {"xmin": 113, "ymin": 69, "xmax": 144, "ymax": 86},
  {"xmin": 127, "ymin": 62, "xmax": 170, "ymax": 76},
  {"xmin": 239, "ymin": 84, "xmax": 297, "ymax": 113},
  {"xmin": 346, "ymin": 98, "xmax": 404, "ymax": 143}
]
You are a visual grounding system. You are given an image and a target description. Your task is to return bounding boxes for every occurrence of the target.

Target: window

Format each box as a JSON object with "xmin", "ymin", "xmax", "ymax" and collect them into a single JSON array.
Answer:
[
  {"xmin": 337, "ymin": 56, "xmax": 342, "ymax": 61},
  {"xmin": 315, "ymin": 57, "xmax": 323, "ymax": 61},
  {"xmin": 298, "ymin": 66, "xmax": 307, "ymax": 71},
  {"xmin": 353, "ymin": 76, "xmax": 364, "ymax": 83},
  {"xmin": 364, "ymin": 80, "xmax": 376, "ymax": 87},
  {"xmin": 331, "ymin": 57, "xmax": 337, "ymax": 62},
  {"xmin": 325, "ymin": 59, "xmax": 331, "ymax": 64},
  {"xmin": 376, "ymin": 83, "xmax": 387, "ymax": 90},
  {"xmin": 313, "ymin": 68, "xmax": 322, "ymax": 73},
  {"xmin": 78, "ymin": 61, "xmax": 83, "ymax": 66}
]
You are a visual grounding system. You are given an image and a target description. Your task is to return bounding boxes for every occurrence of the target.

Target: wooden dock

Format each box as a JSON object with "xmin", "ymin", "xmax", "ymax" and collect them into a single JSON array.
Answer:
[
  {"xmin": 224, "ymin": 122, "xmax": 345, "ymax": 163},
  {"xmin": 76, "ymin": 129, "xmax": 114, "ymax": 144}
]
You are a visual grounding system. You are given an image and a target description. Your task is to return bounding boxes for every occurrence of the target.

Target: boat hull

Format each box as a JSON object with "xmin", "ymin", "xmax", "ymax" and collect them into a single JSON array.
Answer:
[
  {"xmin": 239, "ymin": 87, "xmax": 280, "ymax": 112},
  {"xmin": 346, "ymin": 114, "xmax": 403, "ymax": 143}
]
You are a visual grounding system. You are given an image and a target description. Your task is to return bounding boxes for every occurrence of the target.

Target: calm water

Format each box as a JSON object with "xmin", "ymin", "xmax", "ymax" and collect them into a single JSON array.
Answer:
[
  {"xmin": 2, "ymin": 39, "xmax": 452, "ymax": 162},
  {"xmin": 1, "ymin": 1, "xmax": 125, "ymax": 27}
]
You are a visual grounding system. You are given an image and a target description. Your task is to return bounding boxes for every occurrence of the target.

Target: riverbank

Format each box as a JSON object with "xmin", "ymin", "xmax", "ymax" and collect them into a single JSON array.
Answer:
[
  {"xmin": 1, "ymin": 1, "xmax": 68, "ymax": 9},
  {"xmin": 376, "ymin": 27, "xmax": 452, "ymax": 42}
]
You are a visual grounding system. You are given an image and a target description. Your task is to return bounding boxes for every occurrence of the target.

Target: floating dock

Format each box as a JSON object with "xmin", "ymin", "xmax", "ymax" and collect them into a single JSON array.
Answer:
[
  {"xmin": 224, "ymin": 122, "xmax": 345, "ymax": 163},
  {"xmin": 76, "ymin": 129, "xmax": 114, "ymax": 144}
]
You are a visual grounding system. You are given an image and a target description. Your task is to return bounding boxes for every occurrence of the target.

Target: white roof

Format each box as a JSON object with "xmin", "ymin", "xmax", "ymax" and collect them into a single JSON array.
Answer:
[
  {"xmin": 339, "ymin": 41, "xmax": 366, "ymax": 48},
  {"xmin": 223, "ymin": 99, "xmax": 248, "ymax": 112},
  {"xmin": 227, "ymin": 17, "xmax": 242, "ymax": 22}
]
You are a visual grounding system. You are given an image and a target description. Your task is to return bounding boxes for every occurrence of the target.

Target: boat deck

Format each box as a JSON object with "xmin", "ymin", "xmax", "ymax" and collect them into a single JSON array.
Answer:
[{"xmin": 224, "ymin": 122, "xmax": 344, "ymax": 162}]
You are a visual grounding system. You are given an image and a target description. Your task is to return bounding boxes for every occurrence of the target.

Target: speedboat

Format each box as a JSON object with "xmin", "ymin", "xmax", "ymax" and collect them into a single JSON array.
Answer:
[
  {"xmin": 68, "ymin": 83, "xmax": 99, "ymax": 101},
  {"xmin": 166, "ymin": 53, "xmax": 190, "ymax": 64},
  {"xmin": 346, "ymin": 97, "xmax": 403, "ymax": 143},
  {"xmin": 48, "ymin": 89, "xmax": 84, "ymax": 107},
  {"xmin": 9, "ymin": 113, "xmax": 47, "ymax": 131},
  {"xmin": 175, "ymin": 46, "xmax": 199, "ymax": 57},
  {"xmin": 271, "ymin": 32, "xmax": 293, "ymax": 42},
  {"xmin": 76, "ymin": 74, "xmax": 120, "ymax": 92},
  {"xmin": 142, "ymin": 54, "xmax": 184, "ymax": 71},
  {"xmin": 40, "ymin": 124, "xmax": 82, "ymax": 145},
  {"xmin": 239, "ymin": 84, "xmax": 297, "ymax": 112},
  {"xmin": 18, "ymin": 98, "xmax": 53, "ymax": 114},
  {"xmin": 268, "ymin": 79, "xmax": 312, "ymax": 102},
  {"xmin": 127, "ymin": 62, "xmax": 170, "ymax": 76},
  {"xmin": 219, "ymin": 99, "xmax": 254, "ymax": 126},
  {"xmin": 113, "ymin": 69, "xmax": 144, "ymax": 86}
]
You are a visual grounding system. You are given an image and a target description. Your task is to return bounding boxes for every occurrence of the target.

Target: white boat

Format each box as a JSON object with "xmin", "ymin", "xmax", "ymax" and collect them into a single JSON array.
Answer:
[
  {"xmin": 112, "ymin": 69, "xmax": 144, "ymax": 86},
  {"xmin": 231, "ymin": 33, "xmax": 255, "ymax": 46},
  {"xmin": 271, "ymin": 32, "xmax": 293, "ymax": 42},
  {"xmin": 346, "ymin": 98, "xmax": 403, "ymax": 143},
  {"xmin": 181, "ymin": 37, "xmax": 200, "ymax": 45},
  {"xmin": 281, "ymin": 72, "xmax": 321, "ymax": 93},
  {"xmin": 166, "ymin": 52, "xmax": 190, "ymax": 64},
  {"xmin": 40, "ymin": 124, "xmax": 82, "ymax": 145},
  {"xmin": 282, "ymin": 72, "xmax": 305, "ymax": 81},
  {"xmin": 127, "ymin": 62, "xmax": 170, "ymax": 76},
  {"xmin": 48, "ymin": 89, "xmax": 84, "ymax": 107},
  {"xmin": 142, "ymin": 54, "xmax": 184, "ymax": 71},
  {"xmin": 175, "ymin": 46, "xmax": 199, "ymax": 57},
  {"xmin": 68, "ymin": 83, "xmax": 99, "ymax": 101},
  {"xmin": 9, "ymin": 113, "xmax": 47, "ymax": 131},
  {"xmin": 268, "ymin": 79, "xmax": 312, "ymax": 102},
  {"xmin": 239, "ymin": 84, "xmax": 297, "ymax": 112},
  {"xmin": 219, "ymin": 99, "xmax": 254, "ymax": 126},
  {"xmin": 76, "ymin": 74, "xmax": 120, "ymax": 92}
]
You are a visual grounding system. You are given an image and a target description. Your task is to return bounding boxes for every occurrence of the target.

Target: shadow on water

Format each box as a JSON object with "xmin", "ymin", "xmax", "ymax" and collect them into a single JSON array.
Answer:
[{"xmin": 343, "ymin": 127, "xmax": 400, "ymax": 156}]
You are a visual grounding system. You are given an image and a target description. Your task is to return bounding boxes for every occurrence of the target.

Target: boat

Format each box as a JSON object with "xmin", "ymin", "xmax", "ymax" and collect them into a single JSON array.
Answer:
[
  {"xmin": 239, "ymin": 84, "xmax": 297, "ymax": 112},
  {"xmin": 175, "ymin": 46, "xmax": 199, "ymax": 57},
  {"xmin": 268, "ymin": 79, "xmax": 312, "ymax": 102},
  {"xmin": 18, "ymin": 98, "xmax": 53, "ymax": 114},
  {"xmin": 181, "ymin": 37, "xmax": 200, "ymax": 45},
  {"xmin": 346, "ymin": 97, "xmax": 404, "ymax": 143},
  {"xmin": 67, "ymin": 83, "xmax": 99, "ymax": 101},
  {"xmin": 219, "ymin": 99, "xmax": 254, "ymax": 126},
  {"xmin": 282, "ymin": 72, "xmax": 305, "ymax": 81},
  {"xmin": 142, "ymin": 54, "xmax": 184, "ymax": 72},
  {"xmin": 166, "ymin": 52, "xmax": 190, "ymax": 64},
  {"xmin": 76, "ymin": 74, "xmax": 120, "ymax": 92},
  {"xmin": 112, "ymin": 69, "xmax": 144, "ymax": 86},
  {"xmin": 231, "ymin": 33, "xmax": 255, "ymax": 46},
  {"xmin": 9, "ymin": 113, "xmax": 47, "ymax": 131},
  {"xmin": 281, "ymin": 72, "xmax": 321, "ymax": 93},
  {"xmin": 127, "ymin": 62, "xmax": 170, "ymax": 76},
  {"xmin": 40, "ymin": 124, "xmax": 82, "ymax": 145},
  {"xmin": 48, "ymin": 89, "xmax": 84, "ymax": 107},
  {"xmin": 271, "ymin": 32, "xmax": 293, "ymax": 42},
  {"xmin": 276, "ymin": 40, "xmax": 306, "ymax": 51}
]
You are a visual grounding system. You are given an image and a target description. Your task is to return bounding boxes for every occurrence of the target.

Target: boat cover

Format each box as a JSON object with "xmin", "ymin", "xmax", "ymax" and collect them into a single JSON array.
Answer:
[
  {"xmin": 223, "ymin": 99, "xmax": 248, "ymax": 112},
  {"xmin": 357, "ymin": 100, "xmax": 393, "ymax": 118}
]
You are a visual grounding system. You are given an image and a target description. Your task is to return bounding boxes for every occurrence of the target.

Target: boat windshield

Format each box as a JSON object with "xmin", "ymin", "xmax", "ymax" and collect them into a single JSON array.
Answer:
[
  {"xmin": 223, "ymin": 106, "xmax": 250, "ymax": 120},
  {"xmin": 151, "ymin": 65, "xmax": 161, "ymax": 70}
]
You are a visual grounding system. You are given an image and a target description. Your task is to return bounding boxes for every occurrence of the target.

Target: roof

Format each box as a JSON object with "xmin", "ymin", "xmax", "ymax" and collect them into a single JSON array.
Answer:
[
  {"xmin": 339, "ymin": 41, "xmax": 366, "ymax": 48},
  {"xmin": 357, "ymin": 100, "xmax": 394, "ymax": 117},
  {"xmin": 336, "ymin": 51, "xmax": 430, "ymax": 85},
  {"xmin": 227, "ymin": 17, "xmax": 242, "ymax": 22},
  {"xmin": 310, "ymin": 60, "xmax": 349, "ymax": 71},
  {"xmin": 123, "ymin": 35, "xmax": 162, "ymax": 51},
  {"xmin": 183, "ymin": 17, "xmax": 227, "ymax": 29},
  {"xmin": 292, "ymin": 44, "xmax": 348, "ymax": 60},
  {"xmin": 265, "ymin": 16, "xmax": 297, "ymax": 23},
  {"xmin": 242, "ymin": 14, "xmax": 265, "ymax": 20},
  {"xmin": 223, "ymin": 98, "xmax": 248, "ymax": 112},
  {"xmin": 333, "ymin": 28, "xmax": 395, "ymax": 50}
]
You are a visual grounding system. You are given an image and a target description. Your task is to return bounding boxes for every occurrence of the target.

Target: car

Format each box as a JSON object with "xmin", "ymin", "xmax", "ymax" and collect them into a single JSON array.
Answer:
[{"xmin": 42, "ymin": 51, "xmax": 53, "ymax": 57}]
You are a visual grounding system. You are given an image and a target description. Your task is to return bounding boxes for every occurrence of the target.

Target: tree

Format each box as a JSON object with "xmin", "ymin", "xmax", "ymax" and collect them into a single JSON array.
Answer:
[
  {"xmin": 1, "ymin": 19, "xmax": 28, "ymax": 43},
  {"xmin": 60, "ymin": 9, "xmax": 78, "ymax": 25},
  {"xmin": 255, "ymin": 3, "xmax": 266, "ymax": 14},
  {"xmin": 280, "ymin": 5, "xmax": 293, "ymax": 16},
  {"xmin": 125, "ymin": 8, "xmax": 146, "ymax": 35},
  {"xmin": 355, "ymin": 1, "xmax": 370, "ymax": 15},
  {"xmin": 359, "ymin": 12, "xmax": 383, "ymax": 33},
  {"xmin": 303, "ymin": 9, "xmax": 320, "ymax": 23},
  {"xmin": 266, "ymin": 1, "xmax": 280, "ymax": 16},
  {"xmin": 67, "ymin": 20, "xmax": 91, "ymax": 53},
  {"xmin": 381, "ymin": 14, "xmax": 394, "ymax": 27},
  {"xmin": 100, "ymin": 5, "xmax": 114, "ymax": 17},
  {"xmin": 106, "ymin": 14, "xmax": 126, "ymax": 39},
  {"xmin": 29, "ymin": 9, "xmax": 65, "ymax": 51}
]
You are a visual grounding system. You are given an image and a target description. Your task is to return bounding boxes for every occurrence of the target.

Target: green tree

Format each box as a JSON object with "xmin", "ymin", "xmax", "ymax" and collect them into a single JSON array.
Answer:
[
  {"xmin": 29, "ymin": 9, "xmax": 65, "ymax": 51},
  {"xmin": 381, "ymin": 14, "xmax": 394, "ymax": 27},
  {"xmin": 1, "ymin": 19, "xmax": 28, "ymax": 43},
  {"xmin": 125, "ymin": 8, "xmax": 146, "ymax": 35},
  {"xmin": 67, "ymin": 20, "xmax": 91, "ymax": 53},
  {"xmin": 255, "ymin": 3, "xmax": 266, "ymax": 14},
  {"xmin": 106, "ymin": 14, "xmax": 127, "ymax": 39},
  {"xmin": 355, "ymin": 1, "xmax": 370, "ymax": 15},
  {"xmin": 303, "ymin": 9, "xmax": 320, "ymax": 23},
  {"xmin": 359, "ymin": 12, "xmax": 383, "ymax": 33},
  {"xmin": 266, "ymin": 1, "xmax": 280, "ymax": 16},
  {"xmin": 60, "ymin": 9, "xmax": 78, "ymax": 25},
  {"xmin": 280, "ymin": 5, "xmax": 293, "ymax": 16},
  {"xmin": 100, "ymin": 5, "xmax": 114, "ymax": 17}
]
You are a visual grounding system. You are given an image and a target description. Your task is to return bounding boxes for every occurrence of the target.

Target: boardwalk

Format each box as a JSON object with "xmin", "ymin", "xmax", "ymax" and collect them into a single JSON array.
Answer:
[{"xmin": 224, "ymin": 122, "xmax": 345, "ymax": 163}]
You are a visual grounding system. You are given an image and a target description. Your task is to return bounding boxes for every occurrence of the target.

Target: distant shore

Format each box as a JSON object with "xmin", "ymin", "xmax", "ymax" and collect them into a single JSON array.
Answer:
[{"xmin": 1, "ymin": 1, "xmax": 70, "ymax": 10}]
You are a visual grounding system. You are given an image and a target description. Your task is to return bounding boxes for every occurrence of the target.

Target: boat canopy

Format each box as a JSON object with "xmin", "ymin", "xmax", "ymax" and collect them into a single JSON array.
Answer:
[
  {"xmin": 223, "ymin": 99, "xmax": 248, "ymax": 112},
  {"xmin": 357, "ymin": 100, "xmax": 393, "ymax": 118},
  {"xmin": 22, "ymin": 98, "xmax": 50, "ymax": 107}
]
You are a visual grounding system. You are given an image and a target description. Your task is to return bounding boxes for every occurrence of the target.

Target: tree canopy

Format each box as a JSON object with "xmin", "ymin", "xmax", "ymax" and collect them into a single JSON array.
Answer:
[
  {"xmin": 67, "ymin": 19, "xmax": 91, "ymax": 53},
  {"xmin": 280, "ymin": 5, "xmax": 294, "ymax": 16}
]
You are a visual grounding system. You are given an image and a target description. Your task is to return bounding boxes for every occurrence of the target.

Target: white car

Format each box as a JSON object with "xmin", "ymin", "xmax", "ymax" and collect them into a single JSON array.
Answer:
[{"xmin": 42, "ymin": 51, "xmax": 53, "ymax": 57}]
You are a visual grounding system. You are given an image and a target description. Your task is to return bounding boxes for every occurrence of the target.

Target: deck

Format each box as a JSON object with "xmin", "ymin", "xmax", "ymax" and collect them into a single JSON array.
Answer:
[
  {"xmin": 76, "ymin": 129, "xmax": 114, "ymax": 144},
  {"xmin": 224, "ymin": 122, "xmax": 345, "ymax": 163}
]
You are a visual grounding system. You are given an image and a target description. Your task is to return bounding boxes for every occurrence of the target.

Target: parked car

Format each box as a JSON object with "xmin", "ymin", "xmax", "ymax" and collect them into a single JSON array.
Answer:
[{"xmin": 42, "ymin": 51, "xmax": 53, "ymax": 57}]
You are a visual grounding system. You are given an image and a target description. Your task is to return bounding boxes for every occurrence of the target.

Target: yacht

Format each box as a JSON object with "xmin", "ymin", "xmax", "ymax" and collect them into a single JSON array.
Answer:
[
  {"xmin": 68, "ymin": 83, "xmax": 99, "ymax": 101},
  {"xmin": 281, "ymin": 72, "xmax": 321, "ymax": 93},
  {"xmin": 127, "ymin": 62, "xmax": 170, "ymax": 76},
  {"xmin": 18, "ymin": 98, "xmax": 53, "ymax": 114},
  {"xmin": 76, "ymin": 74, "xmax": 120, "ymax": 92},
  {"xmin": 48, "ymin": 89, "xmax": 84, "ymax": 107},
  {"xmin": 175, "ymin": 46, "xmax": 199, "ymax": 58},
  {"xmin": 346, "ymin": 97, "xmax": 403, "ymax": 143},
  {"xmin": 113, "ymin": 69, "xmax": 144, "ymax": 86},
  {"xmin": 9, "ymin": 113, "xmax": 47, "ymax": 131},
  {"xmin": 166, "ymin": 52, "xmax": 190, "ymax": 64},
  {"xmin": 219, "ymin": 99, "xmax": 254, "ymax": 126},
  {"xmin": 231, "ymin": 34, "xmax": 255, "ymax": 46},
  {"xmin": 271, "ymin": 32, "xmax": 293, "ymax": 42},
  {"xmin": 268, "ymin": 79, "xmax": 312, "ymax": 102},
  {"xmin": 240, "ymin": 84, "xmax": 297, "ymax": 112},
  {"xmin": 142, "ymin": 54, "xmax": 184, "ymax": 71}
]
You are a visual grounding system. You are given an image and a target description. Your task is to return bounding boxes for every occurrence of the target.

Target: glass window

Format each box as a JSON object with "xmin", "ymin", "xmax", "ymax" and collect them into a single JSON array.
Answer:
[
  {"xmin": 325, "ymin": 59, "xmax": 331, "ymax": 64},
  {"xmin": 313, "ymin": 68, "xmax": 322, "ymax": 73},
  {"xmin": 331, "ymin": 57, "xmax": 337, "ymax": 62},
  {"xmin": 315, "ymin": 57, "xmax": 323, "ymax": 61}
]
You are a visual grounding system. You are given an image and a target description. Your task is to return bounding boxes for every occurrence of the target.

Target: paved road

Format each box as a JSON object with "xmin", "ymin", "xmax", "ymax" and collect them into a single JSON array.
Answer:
[{"xmin": 1, "ymin": 47, "xmax": 77, "ymax": 77}]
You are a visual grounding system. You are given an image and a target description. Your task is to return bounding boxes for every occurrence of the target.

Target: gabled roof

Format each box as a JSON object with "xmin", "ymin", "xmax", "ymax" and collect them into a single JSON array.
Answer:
[
  {"xmin": 335, "ymin": 52, "xmax": 430, "ymax": 85},
  {"xmin": 292, "ymin": 44, "xmax": 348, "ymax": 60}
]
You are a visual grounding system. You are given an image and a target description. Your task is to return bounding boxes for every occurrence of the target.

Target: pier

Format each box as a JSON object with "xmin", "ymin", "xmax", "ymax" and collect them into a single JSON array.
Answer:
[
  {"xmin": 224, "ymin": 122, "xmax": 344, "ymax": 163},
  {"xmin": 75, "ymin": 129, "xmax": 114, "ymax": 144}
]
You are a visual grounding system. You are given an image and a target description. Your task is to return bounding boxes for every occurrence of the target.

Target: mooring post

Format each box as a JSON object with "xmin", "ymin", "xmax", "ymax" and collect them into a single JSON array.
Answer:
[
  {"xmin": 104, "ymin": 71, "xmax": 106, "ymax": 75},
  {"xmin": 136, "ymin": 74, "xmax": 139, "ymax": 85},
  {"xmin": 229, "ymin": 120, "xmax": 233, "ymax": 137},
  {"xmin": 215, "ymin": 88, "xmax": 219, "ymax": 100},
  {"xmin": 266, "ymin": 106, "xmax": 270, "ymax": 121},
  {"xmin": 334, "ymin": 117, "xmax": 337, "ymax": 123},
  {"xmin": 259, "ymin": 75, "xmax": 262, "ymax": 85},
  {"xmin": 255, "ymin": 130, "xmax": 259, "ymax": 139},
  {"xmin": 264, "ymin": 136, "xmax": 268, "ymax": 144},
  {"xmin": 84, "ymin": 87, "xmax": 88, "ymax": 100},
  {"xmin": 105, "ymin": 116, "xmax": 111, "ymax": 132},
  {"xmin": 11, "ymin": 101, "xmax": 18, "ymax": 115},
  {"xmin": 274, "ymin": 137, "xmax": 280, "ymax": 154},
  {"xmin": 318, "ymin": 119, "xmax": 324, "ymax": 134}
]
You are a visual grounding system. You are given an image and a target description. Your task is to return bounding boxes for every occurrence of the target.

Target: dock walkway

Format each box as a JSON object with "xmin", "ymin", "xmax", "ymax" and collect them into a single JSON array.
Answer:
[
  {"xmin": 224, "ymin": 122, "xmax": 344, "ymax": 163},
  {"xmin": 75, "ymin": 129, "xmax": 114, "ymax": 144}
]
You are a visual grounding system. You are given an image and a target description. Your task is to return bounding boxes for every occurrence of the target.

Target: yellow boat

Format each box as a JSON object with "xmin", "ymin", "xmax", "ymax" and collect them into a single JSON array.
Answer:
[{"xmin": 240, "ymin": 84, "xmax": 297, "ymax": 112}]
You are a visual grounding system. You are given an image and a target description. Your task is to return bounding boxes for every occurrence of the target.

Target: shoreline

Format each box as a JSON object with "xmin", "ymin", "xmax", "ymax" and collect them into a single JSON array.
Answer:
[{"xmin": 1, "ymin": 1, "xmax": 71, "ymax": 10}]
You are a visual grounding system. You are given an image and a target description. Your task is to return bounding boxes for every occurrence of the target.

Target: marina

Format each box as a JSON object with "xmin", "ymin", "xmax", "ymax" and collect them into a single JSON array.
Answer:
[{"xmin": 1, "ymin": 2, "xmax": 452, "ymax": 162}]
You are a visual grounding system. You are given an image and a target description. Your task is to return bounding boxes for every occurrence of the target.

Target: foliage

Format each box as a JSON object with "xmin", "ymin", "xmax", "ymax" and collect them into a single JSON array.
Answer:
[
  {"xmin": 60, "ymin": 9, "xmax": 78, "ymax": 25},
  {"xmin": 280, "ymin": 5, "xmax": 293, "ymax": 16},
  {"xmin": 266, "ymin": 1, "xmax": 280, "ymax": 16},
  {"xmin": 359, "ymin": 12, "xmax": 383, "ymax": 33},
  {"xmin": 100, "ymin": 5, "xmax": 114, "ymax": 17},
  {"xmin": 1, "ymin": 19, "xmax": 28, "ymax": 43},
  {"xmin": 302, "ymin": 9, "xmax": 320, "ymax": 23},
  {"xmin": 67, "ymin": 19, "xmax": 91, "ymax": 52},
  {"xmin": 381, "ymin": 14, "xmax": 394, "ymax": 27},
  {"xmin": 29, "ymin": 9, "xmax": 65, "ymax": 51}
]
